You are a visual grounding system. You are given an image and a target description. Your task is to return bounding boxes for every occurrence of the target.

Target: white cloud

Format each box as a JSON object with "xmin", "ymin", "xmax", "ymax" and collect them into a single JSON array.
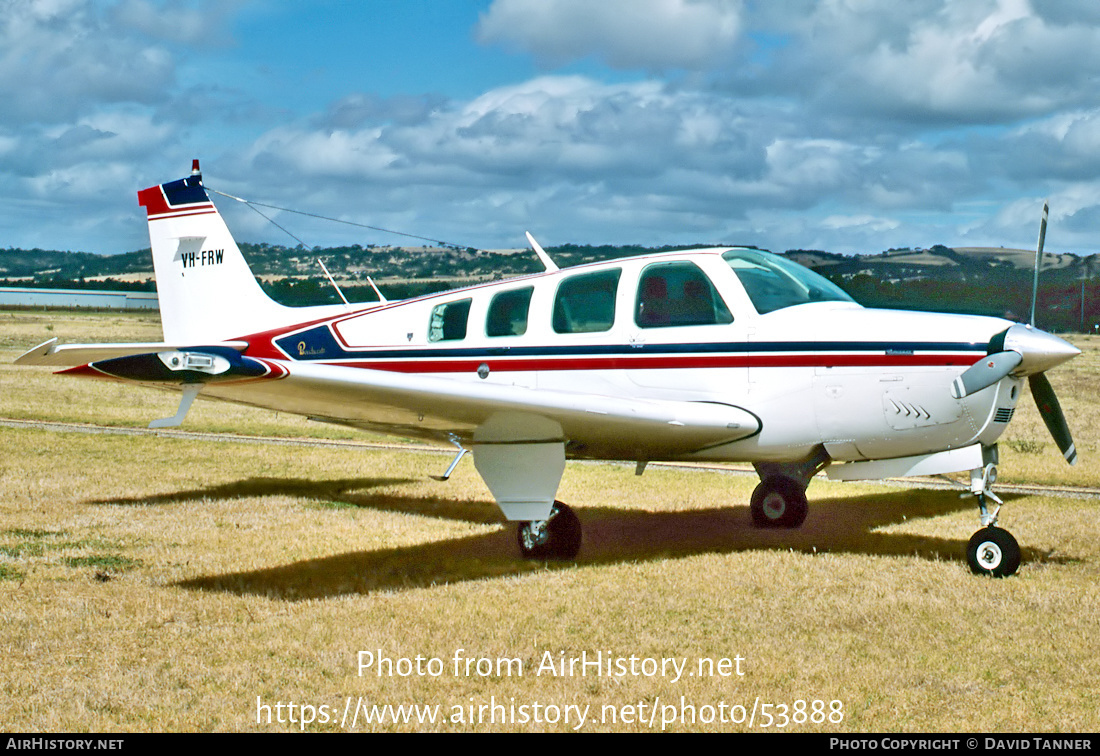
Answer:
[
  {"xmin": 477, "ymin": 0, "xmax": 744, "ymax": 70},
  {"xmin": 0, "ymin": 0, "xmax": 178, "ymax": 125},
  {"xmin": 4, "ymin": 2, "xmax": 1100, "ymax": 257},
  {"xmin": 481, "ymin": 1, "xmax": 1100, "ymax": 125},
  {"xmin": 110, "ymin": 0, "xmax": 238, "ymax": 46},
  {"xmin": 823, "ymin": 214, "xmax": 900, "ymax": 233},
  {"xmin": 767, "ymin": 0, "xmax": 1100, "ymax": 123}
]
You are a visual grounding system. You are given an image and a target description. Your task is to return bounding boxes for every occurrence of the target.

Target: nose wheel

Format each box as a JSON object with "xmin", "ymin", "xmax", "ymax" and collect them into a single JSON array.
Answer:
[
  {"xmin": 967, "ymin": 525, "xmax": 1021, "ymax": 577},
  {"xmin": 517, "ymin": 501, "xmax": 581, "ymax": 560},
  {"xmin": 965, "ymin": 463, "xmax": 1021, "ymax": 577}
]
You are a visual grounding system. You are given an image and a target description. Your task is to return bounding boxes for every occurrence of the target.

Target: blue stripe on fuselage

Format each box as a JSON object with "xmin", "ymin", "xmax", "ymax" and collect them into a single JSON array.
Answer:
[{"xmin": 274, "ymin": 325, "xmax": 988, "ymax": 362}]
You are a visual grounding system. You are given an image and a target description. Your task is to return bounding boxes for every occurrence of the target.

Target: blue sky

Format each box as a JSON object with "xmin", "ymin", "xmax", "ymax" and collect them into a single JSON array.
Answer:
[{"xmin": 3, "ymin": 0, "xmax": 1100, "ymax": 257}]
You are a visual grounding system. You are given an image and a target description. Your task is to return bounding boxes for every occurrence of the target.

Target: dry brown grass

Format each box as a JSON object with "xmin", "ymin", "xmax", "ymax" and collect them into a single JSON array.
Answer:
[{"xmin": 1, "ymin": 310, "xmax": 1098, "ymax": 732}]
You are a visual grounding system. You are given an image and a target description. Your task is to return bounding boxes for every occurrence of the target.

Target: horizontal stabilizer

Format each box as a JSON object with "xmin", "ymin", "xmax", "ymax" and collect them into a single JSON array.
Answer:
[{"xmin": 15, "ymin": 338, "xmax": 248, "ymax": 367}]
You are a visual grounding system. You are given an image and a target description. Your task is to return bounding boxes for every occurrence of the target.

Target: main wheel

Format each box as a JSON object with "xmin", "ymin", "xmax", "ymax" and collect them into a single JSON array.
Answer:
[
  {"xmin": 517, "ymin": 501, "xmax": 582, "ymax": 560},
  {"xmin": 750, "ymin": 476, "xmax": 809, "ymax": 528},
  {"xmin": 966, "ymin": 527, "xmax": 1021, "ymax": 577}
]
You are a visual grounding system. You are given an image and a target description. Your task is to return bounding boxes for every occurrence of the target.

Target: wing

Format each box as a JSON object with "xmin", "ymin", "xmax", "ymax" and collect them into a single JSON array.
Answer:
[
  {"xmin": 57, "ymin": 347, "xmax": 761, "ymax": 459},
  {"xmin": 272, "ymin": 361, "xmax": 760, "ymax": 457}
]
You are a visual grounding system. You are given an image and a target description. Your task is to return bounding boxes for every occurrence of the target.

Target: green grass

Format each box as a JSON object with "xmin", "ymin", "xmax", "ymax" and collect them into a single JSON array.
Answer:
[
  {"xmin": 62, "ymin": 555, "xmax": 143, "ymax": 571},
  {"xmin": 0, "ymin": 563, "xmax": 25, "ymax": 581}
]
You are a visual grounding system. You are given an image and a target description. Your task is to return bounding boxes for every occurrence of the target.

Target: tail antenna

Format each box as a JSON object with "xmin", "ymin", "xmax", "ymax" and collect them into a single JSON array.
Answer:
[{"xmin": 1030, "ymin": 200, "xmax": 1049, "ymax": 327}]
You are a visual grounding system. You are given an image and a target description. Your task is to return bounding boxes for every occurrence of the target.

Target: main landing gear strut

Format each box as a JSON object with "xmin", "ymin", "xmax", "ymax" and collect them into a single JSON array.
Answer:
[{"xmin": 965, "ymin": 463, "xmax": 1021, "ymax": 578}]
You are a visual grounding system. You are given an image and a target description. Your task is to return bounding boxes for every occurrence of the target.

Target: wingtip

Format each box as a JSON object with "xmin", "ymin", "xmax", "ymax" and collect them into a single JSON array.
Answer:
[{"xmin": 14, "ymin": 338, "xmax": 59, "ymax": 365}]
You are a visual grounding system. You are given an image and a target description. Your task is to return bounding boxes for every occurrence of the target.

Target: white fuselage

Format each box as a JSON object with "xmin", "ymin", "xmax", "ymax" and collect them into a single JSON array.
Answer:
[{"xmin": 225, "ymin": 247, "xmax": 1019, "ymax": 466}]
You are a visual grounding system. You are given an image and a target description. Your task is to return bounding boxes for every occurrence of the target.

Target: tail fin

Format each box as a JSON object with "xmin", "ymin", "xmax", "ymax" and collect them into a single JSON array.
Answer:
[{"xmin": 137, "ymin": 160, "xmax": 314, "ymax": 343}]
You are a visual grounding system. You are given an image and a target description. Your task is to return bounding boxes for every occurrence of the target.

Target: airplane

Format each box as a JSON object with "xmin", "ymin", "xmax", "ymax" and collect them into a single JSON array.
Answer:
[{"xmin": 15, "ymin": 161, "xmax": 1082, "ymax": 577}]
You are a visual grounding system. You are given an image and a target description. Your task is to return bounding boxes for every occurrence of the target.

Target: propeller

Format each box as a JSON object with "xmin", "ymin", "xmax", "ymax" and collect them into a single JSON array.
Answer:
[
  {"xmin": 951, "ymin": 201, "xmax": 1078, "ymax": 465},
  {"xmin": 952, "ymin": 331, "xmax": 1078, "ymax": 465}
]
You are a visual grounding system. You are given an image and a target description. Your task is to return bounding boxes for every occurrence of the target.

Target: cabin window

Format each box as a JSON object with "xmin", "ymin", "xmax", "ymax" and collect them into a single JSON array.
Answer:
[
  {"xmin": 428, "ymin": 298, "xmax": 472, "ymax": 342},
  {"xmin": 722, "ymin": 249, "xmax": 854, "ymax": 314},
  {"xmin": 486, "ymin": 287, "xmax": 533, "ymax": 337},
  {"xmin": 635, "ymin": 261, "xmax": 733, "ymax": 328},
  {"xmin": 553, "ymin": 269, "xmax": 621, "ymax": 334}
]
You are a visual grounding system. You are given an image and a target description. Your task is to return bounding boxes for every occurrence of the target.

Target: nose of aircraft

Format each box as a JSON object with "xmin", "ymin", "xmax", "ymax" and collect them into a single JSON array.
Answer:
[
  {"xmin": 967, "ymin": 321, "xmax": 1080, "ymax": 466},
  {"xmin": 953, "ymin": 322, "xmax": 1080, "ymax": 400},
  {"xmin": 1002, "ymin": 323, "xmax": 1081, "ymax": 375}
]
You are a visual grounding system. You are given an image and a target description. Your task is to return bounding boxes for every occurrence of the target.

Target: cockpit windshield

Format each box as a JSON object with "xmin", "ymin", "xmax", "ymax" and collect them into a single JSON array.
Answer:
[{"xmin": 722, "ymin": 249, "xmax": 855, "ymax": 315}]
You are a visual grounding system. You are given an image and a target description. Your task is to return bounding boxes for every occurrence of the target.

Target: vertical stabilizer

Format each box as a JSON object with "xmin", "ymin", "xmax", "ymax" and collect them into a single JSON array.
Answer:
[{"xmin": 137, "ymin": 162, "xmax": 309, "ymax": 343}]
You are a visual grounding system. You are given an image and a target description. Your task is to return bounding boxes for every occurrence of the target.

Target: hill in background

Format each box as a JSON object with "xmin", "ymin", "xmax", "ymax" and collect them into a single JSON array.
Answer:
[{"xmin": 2, "ymin": 242, "xmax": 1098, "ymax": 332}]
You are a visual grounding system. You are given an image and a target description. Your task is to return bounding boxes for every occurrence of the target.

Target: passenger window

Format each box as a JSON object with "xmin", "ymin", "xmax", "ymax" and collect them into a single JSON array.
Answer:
[
  {"xmin": 428, "ymin": 298, "xmax": 472, "ymax": 342},
  {"xmin": 635, "ymin": 262, "xmax": 733, "ymax": 328},
  {"xmin": 486, "ymin": 287, "xmax": 533, "ymax": 337},
  {"xmin": 553, "ymin": 269, "xmax": 621, "ymax": 334}
]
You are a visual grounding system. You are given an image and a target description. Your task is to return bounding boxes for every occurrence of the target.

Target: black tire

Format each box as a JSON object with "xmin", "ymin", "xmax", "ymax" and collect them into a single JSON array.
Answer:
[
  {"xmin": 966, "ymin": 527, "xmax": 1021, "ymax": 577},
  {"xmin": 517, "ymin": 501, "xmax": 581, "ymax": 560},
  {"xmin": 750, "ymin": 476, "xmax": 809, "ymax": 528}
]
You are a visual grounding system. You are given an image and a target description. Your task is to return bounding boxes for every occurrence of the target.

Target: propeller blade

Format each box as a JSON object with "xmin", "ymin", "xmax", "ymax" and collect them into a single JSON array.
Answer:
[
  {"xmin": 1029, "ymin": 372, "xmax": 1077, "ymax": 465},
  {"xmin": 951, "ymin": 351, "xmax": 1023, "ymax": 399},
  {"xmin": 1030, "ymin": 200, "xmax": 1048, "ymax": 327}
]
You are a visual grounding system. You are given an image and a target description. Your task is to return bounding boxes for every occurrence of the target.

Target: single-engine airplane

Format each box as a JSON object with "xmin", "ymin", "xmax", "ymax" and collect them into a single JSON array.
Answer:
[{"xmin": 16, "ymin": 162, "xmax": 1082, "ymax": 577}]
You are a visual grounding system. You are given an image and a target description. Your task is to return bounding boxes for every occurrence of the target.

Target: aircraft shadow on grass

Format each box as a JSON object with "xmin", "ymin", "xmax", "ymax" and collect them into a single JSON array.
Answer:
[
  {"xmin": 89, "ymin": 476, "xmax": 503, "ymax": 525},
  {"xmin": 90, "ymin": 476, "xmax": 1074, "ymax": 600}
]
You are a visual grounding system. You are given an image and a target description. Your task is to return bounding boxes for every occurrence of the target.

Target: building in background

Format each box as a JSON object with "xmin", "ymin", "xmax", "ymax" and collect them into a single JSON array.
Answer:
[{"xmin": 0, "ymin": 287, "xmax": 157, "ymax": 310}]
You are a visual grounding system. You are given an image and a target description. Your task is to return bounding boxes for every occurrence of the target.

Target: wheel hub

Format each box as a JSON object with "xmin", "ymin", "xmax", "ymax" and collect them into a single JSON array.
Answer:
[
  {"xmin": 977, "ymin": 541, "xmax": 1003, "ymax": 570},
  {"xmin": 762, "ymin": 493, "xmax": 786, "ymax": 519}
]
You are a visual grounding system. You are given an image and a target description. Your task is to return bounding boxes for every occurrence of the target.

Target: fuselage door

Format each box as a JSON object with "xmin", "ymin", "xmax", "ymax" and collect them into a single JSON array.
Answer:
[{"xmin": 626, "ymin": 259, "xmax": 747, "ymax": 398}]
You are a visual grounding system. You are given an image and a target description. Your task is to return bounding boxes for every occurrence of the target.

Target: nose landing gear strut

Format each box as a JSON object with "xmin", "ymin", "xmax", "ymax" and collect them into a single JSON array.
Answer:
[{"xmin": 965, "ymin": 463, "xmax": 1021, "ymax": 577}]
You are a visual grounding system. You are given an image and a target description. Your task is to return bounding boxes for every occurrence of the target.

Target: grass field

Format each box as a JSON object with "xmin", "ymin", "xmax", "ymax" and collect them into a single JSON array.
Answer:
[{"xmin": 1, "ymin": 310, "xmax": 1098, "ymax": 732}]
